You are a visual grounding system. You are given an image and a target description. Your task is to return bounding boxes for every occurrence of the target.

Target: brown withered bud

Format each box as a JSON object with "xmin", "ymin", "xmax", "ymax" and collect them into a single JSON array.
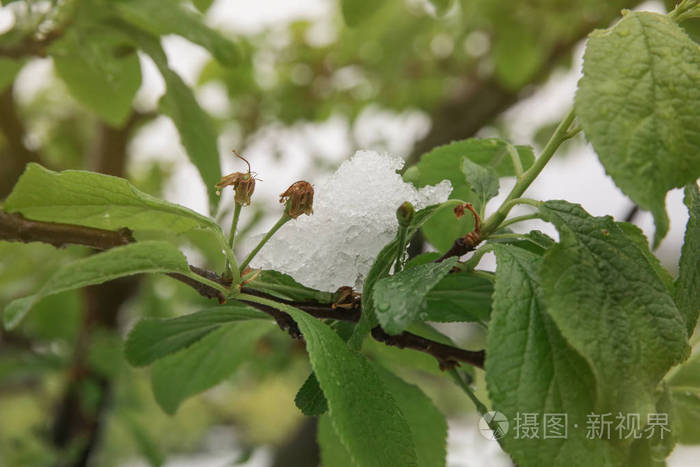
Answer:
[
  {"xmin": 215, "ymin": 150, "xmax": 257, "ymax": 205},
  {"xmin": 332, "ymin": 286, "xmax": 360, "ymax": 311},
  {"xmin": 279, "ymin": 181, "xmax": 314, "ymax": 218}
]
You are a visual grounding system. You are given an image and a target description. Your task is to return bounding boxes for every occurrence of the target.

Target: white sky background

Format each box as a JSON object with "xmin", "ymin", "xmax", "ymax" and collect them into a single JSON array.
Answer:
[{"xmin": 2, "ymin": 0, "xmax": 698, "ymax": 465}]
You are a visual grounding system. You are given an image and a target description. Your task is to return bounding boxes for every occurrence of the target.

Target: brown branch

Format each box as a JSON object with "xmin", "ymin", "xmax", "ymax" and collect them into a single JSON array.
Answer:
[
  {"xmin": 372, "ymin": 326, "xmax": 485, "ymax": 370},
  {"xmin": 0, "ymin": 211, "xmax": 135, "ymax": 249},
  {"xmin": 0, "ymin": 211, "xmax": 485, "ymax": 370}
]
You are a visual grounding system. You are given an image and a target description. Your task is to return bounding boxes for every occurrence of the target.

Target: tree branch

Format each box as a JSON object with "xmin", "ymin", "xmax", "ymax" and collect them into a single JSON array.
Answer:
[
  {"xmin": 0, "ymin": 210, "xmax": 485, "ymax": 370},
  {"xmin": 0, "ymin": 211, "xmax": 135, "ymax": 249}
]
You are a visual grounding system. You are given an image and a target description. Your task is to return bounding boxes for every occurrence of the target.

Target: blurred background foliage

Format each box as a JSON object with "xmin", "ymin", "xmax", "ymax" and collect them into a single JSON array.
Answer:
[{"xmin": 0, "ymin": 0, "xmax": 670, "ymax": 466}]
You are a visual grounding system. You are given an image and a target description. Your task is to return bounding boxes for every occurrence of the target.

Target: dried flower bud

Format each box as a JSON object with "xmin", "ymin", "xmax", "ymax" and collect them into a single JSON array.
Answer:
[
  {"xmin": 396, "ymin": 201, "xmax": 414, "ymax": 227},
  {"xmin": 216, "ymin": 151, "xmax": 258, "ymax": 205},
  {"xmin": 215, "ymin": 172, "xmax": 256, "ymax": 205},
  {"xmin": 280, "ymin": 181, "xmax": 314, "ymax": 218}
]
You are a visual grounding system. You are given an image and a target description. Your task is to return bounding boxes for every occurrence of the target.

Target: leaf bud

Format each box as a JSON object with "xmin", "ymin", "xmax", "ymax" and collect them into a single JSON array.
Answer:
[{"xmin": 396, "ymin": 201, "xmax": 415, "ymax": 227}]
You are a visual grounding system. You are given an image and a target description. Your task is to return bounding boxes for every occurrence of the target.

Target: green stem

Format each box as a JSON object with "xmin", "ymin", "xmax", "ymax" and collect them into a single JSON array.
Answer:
[
  {"xmin": 460, "ymin": 244, "xmax": 495, "ymax": 271},
  {"xmin": 183, "ymin": 270, "xmax": 230, "ymax": 294},
  {"xmin": 487, "ymin": 233, "xmax": 529, "ymax": 241},
  {"xmin": 239, "ymin": 213, "xmax": 291, "ymax": 272},
  {"xmin": 506, "ymin": 143, "xmax": 524, "ymax": 178},
  {"xmin": 225, "ymin": 203, "xmax": 243, "ymax": 283},
  {"xmin": 394, "ymin": 224, "xmax": 409, "ymax": 273},
  {"xmin": 448, "ymin": 368, "xmax": 488, "ymax": 416},
  {"xmin": 480, "ymin": 108, "xmax": 577, "ymax": 237},
  {"xmin": 498, "ymin": 213, "xmax": 541, "ymax": 230}
]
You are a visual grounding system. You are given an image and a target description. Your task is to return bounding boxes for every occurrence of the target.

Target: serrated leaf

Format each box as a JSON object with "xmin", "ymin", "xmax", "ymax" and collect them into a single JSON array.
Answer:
[
  {"xmin": 576, "ymin": 11, "xmax": 700, "ymax": 246},
  {"xmin": 487, "ymin": 245, "xmax": 624, "ymax": 467},
  {"xmin": 617, "ymin": 221, "xmax": 674, "ymax": 292},
  {"xmin": 294, "ymin": 373, "xmax": 328, "ymax": 416},
  {"xmin": 539, "ymin": 200, "xmax": 688, "ymax": 416},
  {"xmin": 151, "ymin": 318, "xmax": 274, "ymax": 414},
  {"xmin": 49, "ymin": 28, "xmax": 140, "ymax": 127},
  {"xmin": 4, "ymin": 163, "xmax": 224, "ymax": 241},
  {"xmin": 374, "ymin": 366, "xmax": 447, "ymax": 467},
  {"xmin": 374, "ymin": 258, "xmax": 457, "ymax": 335},
  {"xmin": 246, "ymin": 270, "xmax": 333, "ymax": 303},
  {"xmin": 278, "ymin": 304, "xmax": 418, "ymax": 467},
  {"xmin": 3, "ymin": 241, "xmax": 190, "ymax": 329},
  {"xmin": 349, "ymin": 202, "xmax": 447, "ymax": 349},
  {"xmin": 461, "ymin": 158, "xmax": 499, "ymax": 206},
  {"xmin": 114, "ymin": 0, "xmax": 237, "ymax": 65},
  {"xmin": 423, "ymin": 271, "xmax": 493, "ymax": 323},
  {"xmin": 675, "ymin": 183, "xmax": 700, "ymax": 334},
  {"xmin": 316, "ymin": 364, "xmax": 446, "ymax": 467},
  {"xmin": 126, "ymin": 305, "xmax": 269, "ymax": 367},
  {"xmin": 407, "ymin": 139, "xmax": 534, "ymax": 251}
]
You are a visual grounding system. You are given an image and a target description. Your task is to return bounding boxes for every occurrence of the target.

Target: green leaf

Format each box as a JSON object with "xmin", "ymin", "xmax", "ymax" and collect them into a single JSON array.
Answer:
[
  {"xmin": 114, "ymin": 0, "xmax": 238, "ymax": 65},
  {"xmin": 294, "ymin": 373, "xmax": 328, "ymax": 416},
  {"xmin": 4, "ymin": 163, "xmax": 225, "ymax": 241},
  {"xmin": 3, "ymin": 241, "xmax": 190, "ymax": 329},
  {"xmin": 491, "ymin": 229, "xmax": 556, "ymax": 255},
  {"xmin": 487, "ymin": 245, "xmax": 624, "ymax": 467},
  {"xmin": 628, "ymin": 384, "xmax": 676, "ymax": 466},
  {"xmin": 151, "ymin": 318, "xmax": 273, "ymax": 414},
  {"xmin": 114, "ymin": 25, "xmax": 223, "ymax": 214},
  {"xmin": 318, "ymin": 414, "xmax": 352, "ymax": 466},
  {"xmin": 278, "ymin": 303, "xmax": 418, "ymax": 467},
  {"xmin": 349, "ymin": 202, "xmax": 447, "ymax": 349},
  {"xmin": 374, "ymin": 366, "xmax": 447, "ymax": 467},
  {"xmin": 576, "ymin": 11, "xmax": 700, "ymax": 246},
  {"xmin": 491, "ymin": 19, "xmax": 544, "ymax": 90},
  {"xmin": 617, "ymin": 221, "xmax": 674, "ymax": 292},
  {"xmin": 341, "ymin": 0, "xmax": 385, "ymax": 27},
  {"xmin": 667, "ymin": 345, "xmax": 700, "ymax": 445},
  {"xmin": 49, "ymin": 28, "xmax": 141, "ymax": 127},
  {"xmin": 406, "ymin": 139, "xmax": 534, "ymax": 251},
  {"xmin": 373, "ymin": 258, "xmax": 457, "ymax": 335},
  {"xmin": 669, "ymin": 391, "xmax": 700, "ymax": 444},
  {"xmin": 461, "ymin": 158, "xmax": 499, "ymax": 206},
  {"xmin": 157, "ymin": 68, "xmax": 222, "ymax": 214},
  {"xmin": 539, "ymin": 200, "xmax": 688, "ymax": 415},
  {"xmin": 423, "ymin": 271, "xmax": 493, "ymax": 323},
  {"xmin": 122, "ymin": 416, "xmax": 165, "ymax": 467},
  {"xmin": 675, "ymin": 183, "xmax": 700, "ymax": 334},
  {"xmin": 0, "ymin": 57, "xmax": 22, "ymax": 93},
  {"xmin": 406, "ymin": 138, "xmax": 535, "ymax": 188},
  {"xmin": 246, "ymin": 270, "xmax": 333, "ymax": 303},
  {"xmin": 125, "ymin": 305, "xmax": 269, "ymax": 366},
  {"xmin": 192, "ymin": 0, "xmax": 215, "ymax": 13}
]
